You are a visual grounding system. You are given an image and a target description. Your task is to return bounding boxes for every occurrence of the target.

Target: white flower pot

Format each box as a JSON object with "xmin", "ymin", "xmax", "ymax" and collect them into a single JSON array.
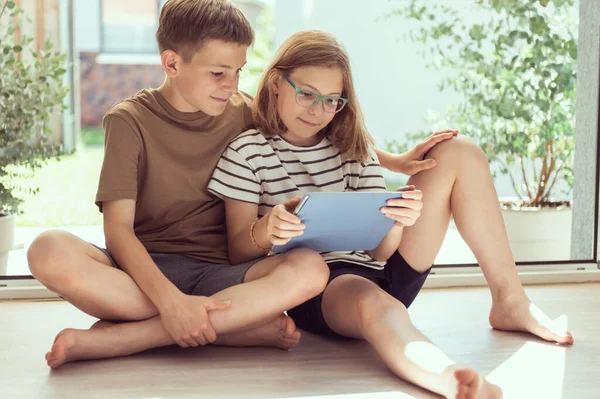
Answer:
[
  {"xmin": 0, "ymin": 213, "xmax": 16, "ymax": 274},
  {"xmin": 501, "ymin": 204, "xmax": 572, "ymax": 262}
]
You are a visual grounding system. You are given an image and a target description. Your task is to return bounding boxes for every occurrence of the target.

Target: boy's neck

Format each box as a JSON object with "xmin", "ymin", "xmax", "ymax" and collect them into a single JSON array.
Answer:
[{"xmin": 157, "ymin": 78, "xmax": 201, "ymax": 114}]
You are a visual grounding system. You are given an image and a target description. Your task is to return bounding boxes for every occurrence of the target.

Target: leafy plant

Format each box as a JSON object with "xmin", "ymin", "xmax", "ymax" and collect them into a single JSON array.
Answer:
[
  {"xmin": 389, "ymin": 0, "xmax": 577, "ymax": 206},
  {"xmin": 239, "ymin": 4, "xmax": 274, "ymax": 96},
  {"xmin": 0, "ymin": 0, "xmax": 69, "ymax": 215}
]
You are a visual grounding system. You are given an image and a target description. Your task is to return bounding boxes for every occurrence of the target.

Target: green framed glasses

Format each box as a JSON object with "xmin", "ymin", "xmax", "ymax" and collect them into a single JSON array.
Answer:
[{"xmin": 284, "ymin": 76, "xmax": 348, "ymax": 113}]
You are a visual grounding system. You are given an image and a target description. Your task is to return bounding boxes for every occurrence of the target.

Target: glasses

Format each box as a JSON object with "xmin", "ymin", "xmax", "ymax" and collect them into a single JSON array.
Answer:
[{"xmin": 284, "ymin": 76, "xmax": 348, "ymax": 113}]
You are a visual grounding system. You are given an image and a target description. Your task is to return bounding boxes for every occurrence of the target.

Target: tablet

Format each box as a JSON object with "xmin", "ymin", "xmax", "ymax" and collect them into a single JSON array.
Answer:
[{"xmin": 272, "ymin": 191, "xmax": 403, "ymax": 253}]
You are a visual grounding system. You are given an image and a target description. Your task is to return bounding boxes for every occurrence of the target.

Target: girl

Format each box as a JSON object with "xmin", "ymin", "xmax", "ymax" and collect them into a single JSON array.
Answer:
[
  {"xmin": 208, "ymin": 29, "xmax": 573, "ymax": 398},
  {"xmin": 206, "ymin": 30, "xmax": 505, "ymax": 398}
]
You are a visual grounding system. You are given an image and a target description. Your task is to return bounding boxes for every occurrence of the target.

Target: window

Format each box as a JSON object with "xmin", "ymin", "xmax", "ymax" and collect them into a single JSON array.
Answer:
[{"xmin": 100, "ymin": 0, "xmax": 168, "ymax": 54}]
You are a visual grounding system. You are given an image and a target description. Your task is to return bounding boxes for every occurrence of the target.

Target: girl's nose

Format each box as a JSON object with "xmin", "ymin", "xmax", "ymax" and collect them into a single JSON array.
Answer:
[{"xmin": 307, "ymin": 102, "xmax": 323, "ymax": 117}]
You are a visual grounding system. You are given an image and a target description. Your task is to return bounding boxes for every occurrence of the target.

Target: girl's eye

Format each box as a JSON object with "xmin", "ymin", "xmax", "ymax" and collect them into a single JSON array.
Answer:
[
  {"xmin": 299, "ymin": 90, "xmax": 315, "ymax": 98},
  {"xmin": 326, "ymin": 98, "xmax": 339, "ymax": 105},
  {"xmin": 211, "ymin": 72, "xmax": 224, "ymax": 77}
]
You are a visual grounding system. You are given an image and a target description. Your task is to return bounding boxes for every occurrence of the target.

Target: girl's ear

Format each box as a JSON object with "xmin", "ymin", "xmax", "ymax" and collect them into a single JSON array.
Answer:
[{"xmin": 271, "ymin": 73, "xmax": 281, "ymax": 95}]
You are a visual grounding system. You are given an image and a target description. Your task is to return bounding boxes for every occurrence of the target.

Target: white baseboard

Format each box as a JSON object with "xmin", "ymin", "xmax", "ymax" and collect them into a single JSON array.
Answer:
[
  {"xmin": 2, "ymin": 263, "xmax": 599, "ymax": 300},
  {"xmin": 424, "ymin": 263, "xmax": 600, "ymax": 289},
  {"xmin": 0, "ymin": 279, "xmax": 59, "ymax": 300}
]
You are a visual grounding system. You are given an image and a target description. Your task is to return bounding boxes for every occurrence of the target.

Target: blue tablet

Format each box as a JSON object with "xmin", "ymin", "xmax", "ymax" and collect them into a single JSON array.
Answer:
[{"xmin": 272, "ymin": 191, "xmax": 403, "ymax": 253}]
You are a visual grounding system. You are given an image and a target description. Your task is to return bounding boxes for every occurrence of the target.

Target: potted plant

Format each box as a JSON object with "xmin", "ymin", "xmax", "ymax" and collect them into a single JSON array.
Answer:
[
  {"xmin": 0, "ymin": 0, "xmax": 68, "ymax": 273},
  {"xmin": 389, "ymin": 0, "xmax": 577, "ymax": 261}
]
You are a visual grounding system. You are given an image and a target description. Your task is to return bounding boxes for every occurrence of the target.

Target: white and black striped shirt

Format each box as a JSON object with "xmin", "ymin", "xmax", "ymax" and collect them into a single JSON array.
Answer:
[{"xmin": 207, "ymin": 129, "xmax": 388, "ymax": 269}]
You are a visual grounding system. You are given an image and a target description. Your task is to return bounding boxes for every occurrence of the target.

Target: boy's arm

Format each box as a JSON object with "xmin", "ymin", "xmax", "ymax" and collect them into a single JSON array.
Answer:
[
  {"xmin": 98, "ymin": 115, "xmax": 228, "ymax": 347},
  {"xmin": 102, "ymin": 199, "xmax": 180, "ymax": 309},
  {"xmin": 103, "ymin": 199, "xmax": 230, "ymax": 347},
  {"xmin": 99, "ymin": 115, "xmax": 179, "ymax": 305},
  {"xmin": 373, "ymin": 129, "xmax": 458, "ymax": 175}
]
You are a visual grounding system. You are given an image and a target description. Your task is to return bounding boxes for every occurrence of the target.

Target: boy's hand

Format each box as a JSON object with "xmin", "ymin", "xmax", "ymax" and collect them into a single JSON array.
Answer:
[
  {"xmin": 387, "ymin": 129, "xmax": 458, "ymax": 175},
  {"xmin": 265, "ymin": 196, "xmax": 305, "ymax": 246},
  {"xmin": 159, "ymin": 292, "xmax": 231, "ymax": 347},
  {"xmin": 381, "ymin": 185, "xmax": 423, "ymax": 227}
]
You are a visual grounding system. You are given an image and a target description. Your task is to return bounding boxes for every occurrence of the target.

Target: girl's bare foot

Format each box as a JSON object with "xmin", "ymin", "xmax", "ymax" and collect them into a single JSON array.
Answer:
[
  {"xmin": 489, "ymin": 293, "xmax": 574, "ymax": 345},
  {"xmin": 445, "ymin": 366, "xmax": 502, "ymax": 398}
]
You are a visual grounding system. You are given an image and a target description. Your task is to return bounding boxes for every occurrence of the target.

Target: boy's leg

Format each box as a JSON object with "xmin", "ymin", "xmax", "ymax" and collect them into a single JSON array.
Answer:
[
  {"xmin": 320, "ymin": 275, "xmax": 502, "ymax": 399},
  {"xmin": 46, "ymin": 312, "xmax": 301, "ymax": 368},
  {"xmin": 28, "ymin": 230, "xmax": 158, "ymax": 320},
  {"xmin": 396, "ymin": 136, "xmax": 572, "ymax": 344},
  {"xmin": 30, "ymin": 230, "xmax": 327, "ymax": 331},
  {"xmin": 42, "ymin": 245, "xmax": 329, "ymax": 367}
]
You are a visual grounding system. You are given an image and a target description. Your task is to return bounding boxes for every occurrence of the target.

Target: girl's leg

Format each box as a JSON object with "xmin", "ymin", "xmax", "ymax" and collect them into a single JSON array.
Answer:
[
  {"xmin": 45, "ymin": 248, "xmax": 328, "ymax": 368},
  {"xmin": 321, "ymin": 275, "xmax": 502, "ymax": 399},
  {"xmin": 397, "ymin": 136, "xmax": 572, "ymax": 344}
]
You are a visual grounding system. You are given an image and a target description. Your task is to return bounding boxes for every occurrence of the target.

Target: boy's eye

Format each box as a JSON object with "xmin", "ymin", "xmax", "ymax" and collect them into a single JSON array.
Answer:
[{"xmin": 211, "ymin": 72, "xmax": 224, "ymax": 77}]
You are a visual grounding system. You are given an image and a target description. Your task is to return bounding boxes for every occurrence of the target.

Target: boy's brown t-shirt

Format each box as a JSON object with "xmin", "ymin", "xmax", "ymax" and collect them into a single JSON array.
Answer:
[{"xmin": 96, "ymin": 89, "xmax": 254, "ymax": 264}]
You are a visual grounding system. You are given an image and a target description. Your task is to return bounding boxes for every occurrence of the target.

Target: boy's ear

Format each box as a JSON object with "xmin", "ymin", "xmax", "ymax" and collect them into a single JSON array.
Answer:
[{"xmin": 161, "ymin": 50, "xmax": 180, "ymax": 78}]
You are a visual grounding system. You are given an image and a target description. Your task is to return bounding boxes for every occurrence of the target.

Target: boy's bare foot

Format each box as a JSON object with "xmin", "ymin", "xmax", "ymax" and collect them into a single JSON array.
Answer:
[
  {"xmin": 216, "ymin": 314, "xmax": 301, "ymax": 350},
  {"xmin": 445, "ymin": 366, "xmax": 502, "ymax": 399},
  {"xmin": 46, "ymin": 315, "xmax": 300, "ymax": 369},
  {"xmin": 489, "ymin": 293, "xmax": 574, "ymax": 345},
  {"xmin": 45, "ymin": 328, "xmax": 83, "ymax": 369},
  {"xmin": 90, "ymin": 320, "xmax": 113, "ymax": 329},
  {"xmin": 46, "ymin": 320, "xmax": 117, "ymax": 368}
]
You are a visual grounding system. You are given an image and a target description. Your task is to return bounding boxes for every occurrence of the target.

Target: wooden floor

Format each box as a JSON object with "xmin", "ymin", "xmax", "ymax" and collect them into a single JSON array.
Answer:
[{"xmin": 1, "ymin": 283, "xmax": 598, "ymax": 399}]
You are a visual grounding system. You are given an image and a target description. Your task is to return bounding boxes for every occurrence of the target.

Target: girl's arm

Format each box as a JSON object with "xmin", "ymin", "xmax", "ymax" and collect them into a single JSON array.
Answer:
[
  {"xmin": 351, "ymin": 148, "xmax": 402, "ymax": 262},
  {"xmin": 367, "ymin": 187, "xmax": 423, "ymax": 262},
  {"xmin": 366, "ymin": 224, "xmax": 404, "ymax": 262},
  {"xmin": 224, "ymin": 197, "xmax": 305, "ymax": 265},
  {"xmin": 223, "ymin": 199, "xmax": 270, "ymax": 265}
]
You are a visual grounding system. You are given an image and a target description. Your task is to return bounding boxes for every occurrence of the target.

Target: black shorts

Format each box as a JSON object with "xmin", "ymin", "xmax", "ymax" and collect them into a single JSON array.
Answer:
[{"xmin": 287, "ymin": 250, "xmax": 430, "ymax": 338}]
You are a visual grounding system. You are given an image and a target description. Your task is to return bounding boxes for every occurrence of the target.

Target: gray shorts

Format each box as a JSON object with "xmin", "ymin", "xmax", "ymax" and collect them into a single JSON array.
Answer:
[{"xmin": 93, "ymin": 245, "xmax": 261, "ymax": 297}]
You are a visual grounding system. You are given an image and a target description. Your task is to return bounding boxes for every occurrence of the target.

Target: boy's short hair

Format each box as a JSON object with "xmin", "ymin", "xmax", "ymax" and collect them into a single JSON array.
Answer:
[{"xmin": 156, "ymin": 0, "xmax": 254, "ymax": 62}]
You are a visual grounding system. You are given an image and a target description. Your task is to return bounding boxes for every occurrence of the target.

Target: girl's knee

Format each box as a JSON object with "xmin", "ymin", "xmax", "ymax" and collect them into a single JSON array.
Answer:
[
  {"xmin": 356, "ymin": 288, "xmax": 408, "ymax": 329},
  {"xmin": 426, "ymin": 135, "xmax": 486, "ymax": 164}
]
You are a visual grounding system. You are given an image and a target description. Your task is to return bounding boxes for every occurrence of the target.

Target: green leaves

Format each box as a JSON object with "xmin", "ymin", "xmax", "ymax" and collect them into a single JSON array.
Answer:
[
  {"xmin": 391, "ymin": 0, "xmax": 577, "ymax": 205},
  {"xmin": 469, "ymin": 24, "xmax": 487, "ymax": 45},
  {"xmin": 529, "ymin": 15, "xmax": 550, "ymax": 35},
  {"xmin": 0, "ymin": 0, "xmax": 68, "ymax": 214}
]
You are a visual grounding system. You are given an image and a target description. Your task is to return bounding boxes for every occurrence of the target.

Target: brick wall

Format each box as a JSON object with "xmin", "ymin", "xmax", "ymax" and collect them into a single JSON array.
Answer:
[{"xmin": 79, "ymin": 52, "xmax": 165, "ymax": 127}]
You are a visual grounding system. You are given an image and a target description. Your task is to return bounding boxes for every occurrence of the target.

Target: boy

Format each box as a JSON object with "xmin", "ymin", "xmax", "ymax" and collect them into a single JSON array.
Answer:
[{"xmin": 29, "ymin": 0, "xmax": 331, "ymax": 367}]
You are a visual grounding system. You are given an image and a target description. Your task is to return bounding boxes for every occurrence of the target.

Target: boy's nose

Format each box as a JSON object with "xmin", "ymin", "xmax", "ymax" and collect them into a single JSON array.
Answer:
[{"xmin": 221, "ymin": 75, "xmax": 238, "ymax": 93}]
